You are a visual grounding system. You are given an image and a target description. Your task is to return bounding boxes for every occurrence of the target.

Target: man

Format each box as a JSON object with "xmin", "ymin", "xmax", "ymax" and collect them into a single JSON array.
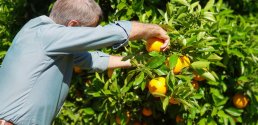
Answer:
[{"xmin": 0, "ymin": 0, "xmax": 169, "ymax": 124}]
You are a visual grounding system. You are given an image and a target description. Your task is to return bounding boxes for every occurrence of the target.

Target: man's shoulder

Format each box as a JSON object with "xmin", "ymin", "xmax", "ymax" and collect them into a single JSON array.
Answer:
[{"xmin": 23, "ymin": 15, "xmax": 56, "ymax": 29}]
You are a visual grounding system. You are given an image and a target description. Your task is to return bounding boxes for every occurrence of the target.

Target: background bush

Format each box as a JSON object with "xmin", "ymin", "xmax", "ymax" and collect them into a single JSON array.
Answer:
[{"xmin": 0, "ymin": 0, "xmax": 257, "ymax": 124}]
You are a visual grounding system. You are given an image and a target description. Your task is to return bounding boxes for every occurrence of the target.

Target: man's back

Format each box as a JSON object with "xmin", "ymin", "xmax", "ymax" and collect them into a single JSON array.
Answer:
[
  {"xmin": 0, "ymin": 15, "xmax": 132, "ymax": 124},
  {"xmin": 0, "ymin": 16, "xmax": 74, "ymax": 124}
]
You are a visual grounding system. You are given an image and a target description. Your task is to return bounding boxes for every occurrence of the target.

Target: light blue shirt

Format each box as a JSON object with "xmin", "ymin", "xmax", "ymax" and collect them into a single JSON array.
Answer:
[{"xmin": 0, "ymin": 15, "xmax": 131, "ymax": 124}]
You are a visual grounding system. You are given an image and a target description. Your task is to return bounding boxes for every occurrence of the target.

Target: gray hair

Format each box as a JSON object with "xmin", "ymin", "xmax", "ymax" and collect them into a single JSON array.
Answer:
[{"xmin": 49, "ymin": 0, "xmax": 102, "ymax": 26}]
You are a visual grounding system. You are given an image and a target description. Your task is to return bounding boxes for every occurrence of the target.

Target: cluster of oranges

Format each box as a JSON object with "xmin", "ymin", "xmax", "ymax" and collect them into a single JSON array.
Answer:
[
  {"xmin": 146, "ymin": 37, "xmax": 199, "ymax": 97},
  {"xmin": 73, "ymin": 37, "xmax": 249, "ymax": 124},
  {"xmin": 145, "ymin": 37, "xmax": 249, "ymax": 109}
]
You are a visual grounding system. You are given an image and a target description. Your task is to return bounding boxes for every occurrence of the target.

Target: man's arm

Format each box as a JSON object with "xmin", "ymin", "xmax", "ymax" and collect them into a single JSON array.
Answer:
[{"xmin": 107, "ymin": 56, "xmax": 131, "ymax": 69}]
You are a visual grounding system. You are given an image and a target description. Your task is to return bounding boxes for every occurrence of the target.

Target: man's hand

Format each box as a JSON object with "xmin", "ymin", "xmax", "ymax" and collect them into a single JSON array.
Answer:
[{"xmin": 129, "ymin": 22, "xmax": 170, "ymax": 51}]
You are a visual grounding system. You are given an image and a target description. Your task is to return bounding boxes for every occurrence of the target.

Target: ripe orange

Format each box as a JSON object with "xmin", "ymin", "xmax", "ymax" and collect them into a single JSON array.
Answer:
[
  {"xmin": 142, "ymin": 107, "xmax": 152, "ymax": 116},
  {"xmin": 176, "ymin": 115, "xmax": 183, "ymax": 123},
  {"xmin": 233, "ymin": 93, "xmax": 249, "ymax": 109},
  {"xmin": 193, "ymin": 74, "xmax": 205, "ymax": 81},
  {"xmin": 73, "ymin": 66, "xmax": 82, "ymax": 74},
  {"xmin": 169, "ymin": 97, "xmax": 179, "ymax": 105},
  {"xmin": 107, "ymin": 68, "xmax": 114, "ymax": 78},
  {"xmin": 116, "ymin": 111, "xmax": 130, "ymax": 125},
  {"xmin": 146, "ymin": 37, "xmax": 164, "ymax": 52},
  {"xmin": 148, "ymin": 77, "xmax": 167, "ymax": 97},
  {"xmin": 133, "ymin": 121, "xmax": 141, "ymax": 125},
  {"xmin": 191, "ymin": 80, "xmax": 199, "ymax": 90},
  {"xmin": 142, "ymin": 122, "xmax": 148, "ymax": 125},
  {"xmin": 193, "ymin": 72, "xmax": 205, "ymax": 81},
  {"xmin": 173, "ymin": 56, "xmax": 190, "ymax": 74}
]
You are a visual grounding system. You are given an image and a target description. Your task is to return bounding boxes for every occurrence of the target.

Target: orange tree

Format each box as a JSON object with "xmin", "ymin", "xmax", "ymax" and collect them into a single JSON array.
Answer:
[{"xmin": 51, "ymin": 0, "xmax": 258, "ymax": 124}]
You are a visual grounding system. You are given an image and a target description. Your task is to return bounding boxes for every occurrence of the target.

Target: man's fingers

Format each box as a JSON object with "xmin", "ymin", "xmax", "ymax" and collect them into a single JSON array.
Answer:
[
  {"xmin": 161, "ymin": 44, "xmax": 170, "ymax": 51},
  {"xmin": 160, "ymin": 37, "xmax": 170, "ymax": 51}
]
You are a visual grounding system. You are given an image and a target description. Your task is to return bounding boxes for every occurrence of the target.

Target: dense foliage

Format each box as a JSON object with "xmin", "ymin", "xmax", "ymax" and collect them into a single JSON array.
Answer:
[
  {"xmin": 55, "ymin": 0, "xmax": 258, "ymax": 124},
  {"xmin": 1, "ymin": 0, "xmax": 258, "ymax": 125}
]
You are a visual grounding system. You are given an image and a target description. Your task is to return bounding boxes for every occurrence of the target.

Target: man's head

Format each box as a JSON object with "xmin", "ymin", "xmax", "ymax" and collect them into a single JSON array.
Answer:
[{"xmin": 49, "ymin": 0, "xmax": 102, "ymax": 27}]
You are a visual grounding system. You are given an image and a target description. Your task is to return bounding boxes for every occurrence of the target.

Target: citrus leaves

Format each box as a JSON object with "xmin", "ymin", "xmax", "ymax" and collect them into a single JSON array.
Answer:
[{"xmin": 147, "ymin": 54, "xmax": 166, "ymax": 69}]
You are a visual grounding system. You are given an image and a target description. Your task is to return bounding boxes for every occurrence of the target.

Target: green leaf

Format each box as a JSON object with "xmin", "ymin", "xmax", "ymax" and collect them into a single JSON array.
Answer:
[
  {"xmin": 169, "ymin": 54, "xmax": 178, "ymax": 69},
  {"xmin": 134, "ymin": 72, "xmax": 144, "ymax": 86},
  {"xmin": 218, "ymin": 110, "xmax": 229, "ymax": 118},
  {"xmin": 216, "ymin": 0, "xmax": 223, "ymax": 10},
  {"xmin": 197, "ymin": 32, "xmax": 206, "ymax": 41},
  {"xmin": 198, "ymin": 70, "xmax": 217, "ymax": 81},
  {"xmin": 157, "ymin": 9, "xmax": 165, "ymax": 16},
  {"xmin": 153, "ymin": 69, "xmax": 167, "ymax": 76},
  {"xmin": 124, "ymin": 70, "xmax": 136, "ymax": 85},
  {"xmin": 83, "ymin": 107, "xmax": 95, "ymax": 115},
  {"xmin": 102, "ymin": 90, "xmax": 112, "ymax": 95},
  {"xmin": 165, "ymin": 12, "xmax": 168, "ymax": 24},
  {"xmin": 166, "ymin": 3, "xmax": 173, "ymax": 16},
  {"xmin": 88, "ymin": 91, "xmax": 102, "ymax": 97},
  {"xmin": 117, "ymin": 2, "xmax": 127, "ymax": 10},
  {"xmin": 177, "ymin": 13, "xmax": 187, "ymax": 19},
  {"xmin": 148, "ymin": 51, "xmax": 161, "ymax": 57},
  {"xmin": 200, "ymin": 103, "xmax": 211, "ymax": 116},
  {"xmin": 97, "ymin": 112, "xmax": 104, "ymax": 123},
  {"xmin": 204, "ymin": 0, "xmax": 215, "ymax": 11},
  {"xmin": 227, "ymin": 34, "xmax": 231, "ymax": 46},
  {"xmin": 211, "ymin": 107, "xmax": 217, "ymax": 117},
  {"xmin": 225, "ymin": 107, "xmax": 243, "ymax": 117},
  {"xmin": 147, "ymin": 56, "xmax": 166, "ymax": 69},
  {"xmin": 212, "ymin": 94, "xmax": 228, "ymax": 106},
  {"xmin": 191, "ymin": 61, "xmax": 210, "ymax": 69},
  {"xmin": 0, "ymin": 51, "xmax": 6, "ymax": 58},
  {"xmin": 175, "ymin": 0, "xmax": 190, "ymax": 6},
  {"xmin": 207, "ymin": 54, "xmax": 223, "ymax": 61},
  {"xmin": 237, "ymin": 76, "xmax": 249, "ymax": 82},
  {"xmin": 185, "ymin": 29, "xmax": 206, "ymax": 34},
  {"xmin": 186, "ymin": 36, "xmax": 197, "ymax": 45},
  {"xmin": 228, "ymin": 49, "xmax": 245, "ymax": 58},
  {"xmin": 198, "ymin": 118, "xmax": 207, "ymax": 125},
  {"xmin": 141, "ymin": 79, "xmax": 147, "ymax": 91},
  {"xmin": 190, "ymin": 1, "xmax": 200, "ymax": 13},
  {"xmin": 95, "ymin": 72, "xmax": 104, "ymax": 83},
  {"xmin": 198, "ymin": 46, "xmax": 216, "ymax": 52},
  {"xmin": 203, "ymin": 12, "xmax": 216, "ymax": 22},
  {"xmin": 121, "ymin": 81, "xmax": 133, "ymax": 93},
  {"xmin": 162, "ymin": 96, "xmax": 170, "ymax": 111}
]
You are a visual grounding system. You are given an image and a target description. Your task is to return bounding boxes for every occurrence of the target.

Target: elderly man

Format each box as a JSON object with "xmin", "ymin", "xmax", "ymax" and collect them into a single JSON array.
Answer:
[{"xmin": 0, "ymin": 0, "xmax": 169, "ymax": 124}]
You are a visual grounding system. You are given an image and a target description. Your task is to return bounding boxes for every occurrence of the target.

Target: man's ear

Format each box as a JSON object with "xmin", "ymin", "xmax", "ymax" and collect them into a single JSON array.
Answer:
[{"xmin": 67, "ymin": 20, "xmax": 80, "ymax": 27}]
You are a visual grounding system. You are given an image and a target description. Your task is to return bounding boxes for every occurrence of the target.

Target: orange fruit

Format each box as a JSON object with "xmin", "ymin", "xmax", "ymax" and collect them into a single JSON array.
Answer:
[
  {"xmin": 233, "ymin": 93, "xmax": 249, "ymax": 109},
  {"xmin": 169, "ymin": 97, "xmax": 179, "ymax": 105},
  {"xmin": 116, "ymin": 111, "xmax": 130, "ymax": 125},
  {"xmin": 73, "ymin": 66, "xmax": 82, "ymax": 74},
  {"xmin": 133, "ymin": 121, "xmax": 141, "ymax": 125},
  {"xmin": 192, "ymin": 80, "xmax": 199, "ymax": 90},
  {"xmin": 148, "ymin": 77, "xmax": 167, "ymax": 97},
  {"xmin": 146, "ymin": 37, "xmax": 164, "ymax": 52},
  {"xmin": 142, "ymin": 122, "xmax": 148, "ymax": 125},
  {"xmin": 176, "ymin": 115, "xmax": 183, "ymax": 123},
  {"xmin": 173, "ymin": 56, "xmax": 190, "ymax": 74},
  {"xmin": 193, "ymin": 74, "xmax": 205, "ymax": 81},
  {"xmin": 142, "ymin": 107, "xmax": 152, "ymax": 116},
  {"xmin": 107, "ymin": 68, "xmax": 114, "ymax": 78},
  {"xmin": 193, "ymin": 72, "xmax": 205, "ymax": 81}
]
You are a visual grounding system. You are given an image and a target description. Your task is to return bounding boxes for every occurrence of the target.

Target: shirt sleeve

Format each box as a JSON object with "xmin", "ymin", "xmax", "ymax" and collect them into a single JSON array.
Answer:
[
  {"xmin": 73, "ymin": 51, "xmax": 110, "ymax": 72},
  {"xmin": 40, "ymin": 21, "xmax": 131, "ymax": 55}
]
